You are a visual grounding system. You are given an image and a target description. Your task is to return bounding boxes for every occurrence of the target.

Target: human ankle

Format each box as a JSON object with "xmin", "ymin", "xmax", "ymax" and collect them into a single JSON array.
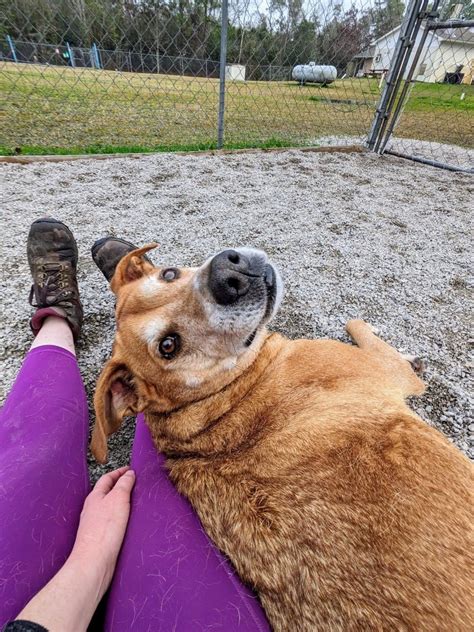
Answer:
[{"xmin": 30, "ymin": 311, "xmax": 76, "ymax": 354}]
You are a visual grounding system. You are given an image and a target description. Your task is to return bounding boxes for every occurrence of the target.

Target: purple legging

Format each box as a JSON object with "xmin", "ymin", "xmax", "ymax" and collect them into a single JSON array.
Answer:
[{"xmin": 0, "ymin": 344, "xmax": 270, "ymax": 631}]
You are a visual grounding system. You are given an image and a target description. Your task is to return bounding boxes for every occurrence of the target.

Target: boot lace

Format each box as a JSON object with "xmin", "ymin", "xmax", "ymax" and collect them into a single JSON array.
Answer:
[{"xmin": 29, "ymin": 263, "xmax": 74, "ymax": 308}]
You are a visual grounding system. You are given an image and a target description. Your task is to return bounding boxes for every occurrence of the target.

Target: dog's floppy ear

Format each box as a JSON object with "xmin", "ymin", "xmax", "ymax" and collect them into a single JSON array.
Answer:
[
  {"xmin": 110, "ymin": 243, "xmax": 158, "ymax": 294},
  {"xmin": 91, "ymin": 360, "xmax": 139, "ymax": 463}
]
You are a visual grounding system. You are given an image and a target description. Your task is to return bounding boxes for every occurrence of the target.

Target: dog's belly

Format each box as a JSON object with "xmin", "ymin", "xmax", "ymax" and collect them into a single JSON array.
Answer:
[{"xmin": 163, "ymin": 414, "xmax": 473, "ymax": 632}]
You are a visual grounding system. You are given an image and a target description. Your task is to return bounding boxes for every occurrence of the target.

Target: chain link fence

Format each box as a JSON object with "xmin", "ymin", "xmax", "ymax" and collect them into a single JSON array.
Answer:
[
  {"xmin": 1, "ymin": 1, "xmax": 473, "ymax": 171},
  {"xmin": 367, "ymin": 0, "xmax": 473, "ymax": 172}
]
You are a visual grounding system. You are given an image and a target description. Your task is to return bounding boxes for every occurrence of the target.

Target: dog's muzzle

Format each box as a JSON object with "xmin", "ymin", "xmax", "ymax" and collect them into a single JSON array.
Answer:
[{"xmin": 208, "ymin": 249, "xmax": 276, "ymax": 306}]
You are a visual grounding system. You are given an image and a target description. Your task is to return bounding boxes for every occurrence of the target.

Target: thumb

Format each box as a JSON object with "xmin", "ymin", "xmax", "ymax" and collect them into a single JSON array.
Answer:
[{"xmin": 112, "ymin": 469, "xmax": 136, "ymax": 497}]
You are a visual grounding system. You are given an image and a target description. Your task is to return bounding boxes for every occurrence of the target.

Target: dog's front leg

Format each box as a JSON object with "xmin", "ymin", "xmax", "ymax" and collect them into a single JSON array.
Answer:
[{"xmin": 346, "ymin": 319, "xmax": 425, "ymax": 397}]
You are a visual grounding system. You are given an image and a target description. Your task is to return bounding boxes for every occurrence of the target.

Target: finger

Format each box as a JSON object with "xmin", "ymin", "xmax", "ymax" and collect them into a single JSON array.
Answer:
[
  {"xmin": 110, "ymin": 469, "xmax": 136, "ymax": 498},
  {"xmin": 93, "ymin": 466, "xmax": 131, "ymax": 497}
]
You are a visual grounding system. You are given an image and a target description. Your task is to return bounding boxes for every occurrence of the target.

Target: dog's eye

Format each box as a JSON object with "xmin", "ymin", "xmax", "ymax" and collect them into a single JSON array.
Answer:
[
  {"xmin": 159, "ymin": 334, "xmax": 180, "ymax": 359},
  {"xmin": 161, "ymin": 268, "xmax": 179, "ymax": 282}
]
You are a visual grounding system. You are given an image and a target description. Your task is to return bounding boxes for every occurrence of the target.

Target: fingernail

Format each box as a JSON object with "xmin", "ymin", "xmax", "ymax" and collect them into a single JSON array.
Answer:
[{"xmin": 125, "ymin": 469, "xmax": 135, "ymax": 477}]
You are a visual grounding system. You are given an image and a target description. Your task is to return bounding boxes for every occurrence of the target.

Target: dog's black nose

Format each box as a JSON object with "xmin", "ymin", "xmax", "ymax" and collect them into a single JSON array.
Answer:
[{"xmin": 208, "ymin": 249, "xmax": 253, "ymax": 305}]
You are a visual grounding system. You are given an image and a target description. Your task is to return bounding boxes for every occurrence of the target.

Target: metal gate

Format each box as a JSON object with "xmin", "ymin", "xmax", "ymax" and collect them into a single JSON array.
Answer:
[{"xmin": 367, "ymin": 0, "xmax": 474, "ymax": 174}]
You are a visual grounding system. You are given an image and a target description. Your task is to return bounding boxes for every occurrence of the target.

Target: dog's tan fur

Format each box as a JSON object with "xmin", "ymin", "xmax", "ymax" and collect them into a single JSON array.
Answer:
[{"xmin": 92, "ymin": 246, "xmax": 473, "ymax": 632}]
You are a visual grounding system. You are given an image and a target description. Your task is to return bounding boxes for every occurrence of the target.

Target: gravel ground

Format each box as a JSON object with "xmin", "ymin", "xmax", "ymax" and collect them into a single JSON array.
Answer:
[
  {"xmin": 1, "ymin": 149, "xmax": 472, "ymax": 482},
  {"xmin": 317, "ymin": 135, "xmax": 474, "ymax": 172},
  {"xmin": 387, "ymin": 138, "xmax": 474, "ymax": 172}
]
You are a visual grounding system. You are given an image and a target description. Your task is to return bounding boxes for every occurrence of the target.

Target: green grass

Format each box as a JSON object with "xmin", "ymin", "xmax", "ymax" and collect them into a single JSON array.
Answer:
[
  {"xmin": 0, "ymin": 137, "xmax": 298, "ymax": 156},
  {"xmin": 1, "ymin": 62, "xmax": 472, "ymax": 155},
  {"xmin": 405, "ymin": 81, "xmax": 474, "ymax": 112}
]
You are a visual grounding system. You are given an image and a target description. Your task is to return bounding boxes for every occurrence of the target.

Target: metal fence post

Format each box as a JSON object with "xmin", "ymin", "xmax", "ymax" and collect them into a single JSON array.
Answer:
[
  {"xmin": 6, "ymin": 35, "xmax": 18, "ymax": 63},
  {"xmin": 377, "ymin": 0, "xmax": 441, "ymax": 154},
  {"xmin": 367, "ymin": 0, "xmax": 424, "ymax": 151},
  {"xmin": 66, "ymin": 42, "xmax": 75, "ymax": 67},
  {"xmin": 91, "ymin": 43, "xmax": 102, "ymax": 69},
  {"xmin": 217, "ymin": 0, "xmax": 229, "ymax": 149}
]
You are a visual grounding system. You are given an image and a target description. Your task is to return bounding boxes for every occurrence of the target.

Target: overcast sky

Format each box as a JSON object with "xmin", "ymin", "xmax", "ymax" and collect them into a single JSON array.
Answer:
[{"xmin": 228, "ymin": 0, "xmax": 386, "ymax": 27}]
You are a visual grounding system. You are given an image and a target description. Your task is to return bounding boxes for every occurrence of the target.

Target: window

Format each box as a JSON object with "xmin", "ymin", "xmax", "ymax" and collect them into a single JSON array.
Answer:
[
  {"xmin": 375, "ymin": 54, "xmax": 381, "ymax": 64},
  {"xmin": 418, "ymin": 63, "xmax": 427, "ymax": 76}
]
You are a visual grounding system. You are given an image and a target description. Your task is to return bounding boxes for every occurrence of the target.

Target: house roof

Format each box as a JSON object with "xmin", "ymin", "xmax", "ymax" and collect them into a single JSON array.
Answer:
[
  {"xmin": 371, "ymin": 24, "xmax": 402, "ymax": 43},
  {"xmin": 353, "ymin": 45, "xmax": 375, "ymax": 60},
  {"xmin": 370, "ymin": 23, "xmax": 474, "ymax": 46},
  {"xmin": 435, "ymin": 27, "xmax": 474, "ymax": 44},
  {"xmin": 352, "ymin": 23, "xmax": 474, "ymax": 61}
]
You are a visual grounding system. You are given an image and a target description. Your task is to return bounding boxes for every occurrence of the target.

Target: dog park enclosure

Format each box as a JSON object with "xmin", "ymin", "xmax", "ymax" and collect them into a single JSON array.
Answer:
[{"xmin": 1, "ymin": 0, "xmax": 473, "ymax": 171}]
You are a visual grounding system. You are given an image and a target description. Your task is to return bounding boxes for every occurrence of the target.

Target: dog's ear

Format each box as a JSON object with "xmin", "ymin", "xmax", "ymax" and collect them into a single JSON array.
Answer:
[
  {"xmin": 91, "ymin": 360, "xmax": 139, "ymax": 463},
  {"xmin": 110, "ymin": 243, "xmax": 158, "ymax": 294}
]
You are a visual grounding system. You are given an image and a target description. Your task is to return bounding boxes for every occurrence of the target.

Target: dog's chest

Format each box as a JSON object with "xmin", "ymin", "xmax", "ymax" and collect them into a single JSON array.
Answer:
[{"xmin": 166, "ymin": 457, "xmax": 280, "ymax": 556}]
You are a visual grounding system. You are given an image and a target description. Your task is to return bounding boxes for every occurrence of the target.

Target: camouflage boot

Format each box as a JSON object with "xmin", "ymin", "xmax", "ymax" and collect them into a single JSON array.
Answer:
[
  {"xmin": 91, "ymin": 236, "xmax": 152, "ymax": 281},
  {"xmin": 28, "ymin": 218, "xmax": 83, "ymax": 341}
]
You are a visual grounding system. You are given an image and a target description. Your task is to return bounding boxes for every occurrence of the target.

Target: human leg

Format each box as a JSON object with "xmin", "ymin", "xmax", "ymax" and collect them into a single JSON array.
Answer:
[
  {"xmin": 0, "ymin": 219, "xmax": 89, "ymax": 626},
  {"xmin": 104, "ymin": 415, "xmax": 270, "ymax": 632},
  {"xmin": 0, "ymin": 326, "xmax": 90, "ymax": 625},
  {"xmin": 30, "ymin": 311, "xmax": 75, "ymax": 355}
]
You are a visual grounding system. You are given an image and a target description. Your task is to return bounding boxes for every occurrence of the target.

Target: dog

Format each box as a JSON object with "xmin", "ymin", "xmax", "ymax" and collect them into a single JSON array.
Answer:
[{"xmin": 92, "ymin": 245, "xmax": 473, "ymax": 631}]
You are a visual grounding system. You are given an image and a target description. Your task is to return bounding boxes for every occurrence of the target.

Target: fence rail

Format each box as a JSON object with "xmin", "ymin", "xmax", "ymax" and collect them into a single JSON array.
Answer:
[
  {"xmin": 367, "ymin": 0, "xmax": 473, "ymax": 172},
  {"xmin": 1, "ymin": 38, "xmax": 296, "ymax": 81},
  {"xmin": 1, "ymin": 40, "xmax": 223, "ymax": 78},
  {"xmin": 2, "ymin": 40, "xmax": 299, "ymax": 81},
  {"xmin": 1, "ymin": 0, "xmax": 473, "ymax": 171}
]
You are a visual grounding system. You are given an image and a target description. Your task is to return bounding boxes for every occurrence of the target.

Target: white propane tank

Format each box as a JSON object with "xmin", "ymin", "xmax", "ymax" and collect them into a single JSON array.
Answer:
[{"xmin": 292, "ymin": 62, "xmax": 337, "ymax": 84}]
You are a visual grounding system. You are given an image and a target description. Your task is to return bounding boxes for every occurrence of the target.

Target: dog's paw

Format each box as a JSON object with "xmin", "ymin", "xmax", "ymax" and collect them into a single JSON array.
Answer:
[{"xmin": 403, "ymin": 354, "xmax": 426, "ymax": 377}]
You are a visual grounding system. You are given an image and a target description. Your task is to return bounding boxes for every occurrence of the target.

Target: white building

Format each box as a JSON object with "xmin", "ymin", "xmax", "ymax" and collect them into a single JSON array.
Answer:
[
  {"xmin": 225, "ymin": 64, "xmax": 246, "ymax": 81},
  {"xmin": 353, "ymin": 24, "xmax": 474, "ymax": 84}
]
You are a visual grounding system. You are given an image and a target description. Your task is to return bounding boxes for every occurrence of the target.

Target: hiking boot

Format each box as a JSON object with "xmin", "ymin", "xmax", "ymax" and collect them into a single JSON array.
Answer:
[
  {"xmin": 91, "ymin": 236, "xmax": 152, "ymax": 282},
  {"xmin": 28, "ymin": 218, "xmax": 83, "ymax": 341}
]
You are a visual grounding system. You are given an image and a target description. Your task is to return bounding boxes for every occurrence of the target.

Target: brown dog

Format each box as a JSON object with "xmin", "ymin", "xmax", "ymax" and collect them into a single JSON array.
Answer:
[{"xmin": 92, "ymin": 244, "xmax": 473, "ymax": 632}]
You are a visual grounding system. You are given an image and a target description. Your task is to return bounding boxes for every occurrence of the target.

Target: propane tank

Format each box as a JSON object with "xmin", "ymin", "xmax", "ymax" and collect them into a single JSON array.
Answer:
[{"xmin": 292, "ymin": 62, "xmax": 337, "ymax": 84}]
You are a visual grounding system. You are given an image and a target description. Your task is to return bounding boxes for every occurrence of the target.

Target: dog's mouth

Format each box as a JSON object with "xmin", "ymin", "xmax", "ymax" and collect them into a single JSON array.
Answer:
[
  {"xmin": 244, "ymin": 264, "xmax": 278, "ymax": 347},
  {"xmin": 263, "ymin": 263, "xmax": 278, "ymax": 319},
  {"xmin": 244, "ymin": 329, "xmax": 258, "ymax": 347}
]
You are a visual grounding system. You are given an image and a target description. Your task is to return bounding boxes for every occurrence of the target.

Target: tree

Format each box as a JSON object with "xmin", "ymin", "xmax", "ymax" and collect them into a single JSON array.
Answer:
[
  {"xmin": 372, "ymin": 0, "xmax": 405, "ymax": 39},
  {"xmin": 0, "ymin": 0, "xmax": 383, "ymax": 78},
  {"xmin": 317, "ymin": 5, "xmax": 372, "ymax": 72},
  {"xmin": 441, "ymin": 0, "xmax": 474, "ymax": 20}
]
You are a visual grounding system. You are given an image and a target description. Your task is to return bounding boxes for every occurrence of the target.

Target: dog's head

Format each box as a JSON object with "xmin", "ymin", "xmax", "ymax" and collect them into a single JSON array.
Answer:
[{"xmin": 91, "ymin": 244, "xmax": 283, "ymax": 462}]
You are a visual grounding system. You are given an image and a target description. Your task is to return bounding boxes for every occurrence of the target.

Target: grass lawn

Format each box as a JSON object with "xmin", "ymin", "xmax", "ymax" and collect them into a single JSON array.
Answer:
[{"xmin": 0, "ymin": 62, "xmax": 472, "ymax": 155}]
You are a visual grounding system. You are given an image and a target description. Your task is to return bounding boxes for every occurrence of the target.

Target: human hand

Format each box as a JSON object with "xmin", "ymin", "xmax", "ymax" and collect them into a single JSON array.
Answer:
[
  {"xmin": 16, "ymin": 467, "xmax": 135, "ymax": 632},
  {"xmin": 70, "ymin": 466, "xmax": 136, "ymax": 589}
]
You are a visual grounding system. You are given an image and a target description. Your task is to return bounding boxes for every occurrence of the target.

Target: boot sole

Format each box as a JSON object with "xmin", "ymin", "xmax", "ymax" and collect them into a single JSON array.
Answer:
[{"xmin": 91, "ymin": 236, "xmax": 139, "ymax": 261}]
